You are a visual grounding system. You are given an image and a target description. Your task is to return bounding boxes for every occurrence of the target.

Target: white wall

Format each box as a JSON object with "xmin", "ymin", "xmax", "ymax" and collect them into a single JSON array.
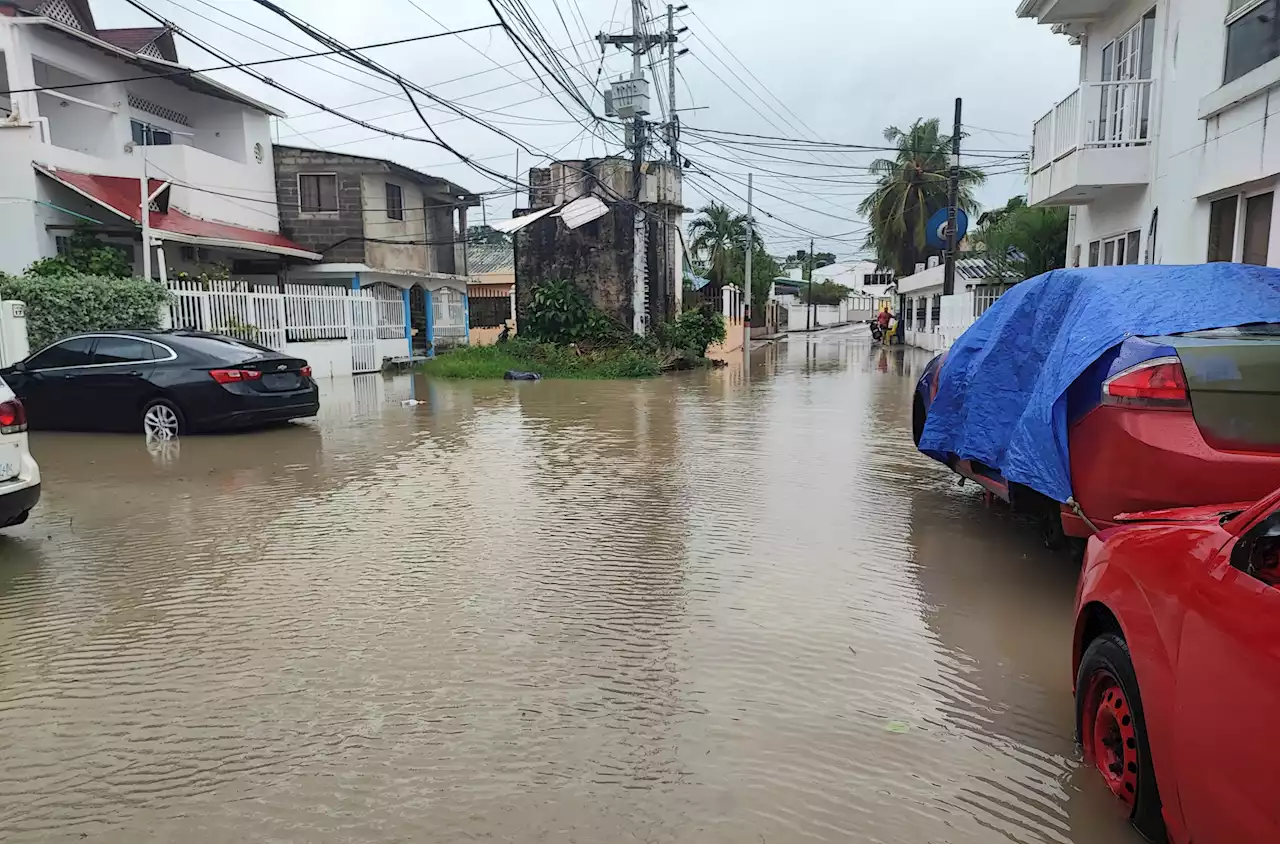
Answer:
[
  {"xmin": 1041, "ymin": 0, "xmax": 1280, "ymax": 268},
  {"xmin": 0, "ymin": 17, "xmax": 280, "ymax": 258}
]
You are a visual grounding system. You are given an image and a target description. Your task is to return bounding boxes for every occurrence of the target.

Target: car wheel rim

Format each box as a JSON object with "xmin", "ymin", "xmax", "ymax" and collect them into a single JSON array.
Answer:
[
  {"xmin": 1084, "ymin": 669, "xmax": 1140, "ymax": 808},
  {"xmin": 144, "ymin": 406, "xmax": 179, "ymax": 440}
]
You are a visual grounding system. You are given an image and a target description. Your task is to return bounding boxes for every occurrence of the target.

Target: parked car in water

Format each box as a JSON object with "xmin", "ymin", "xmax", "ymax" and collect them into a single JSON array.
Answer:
[
  {"xmin": 1073, "ymin": 486, "xmax": 1280, "ymax": 844},
  {"xmin": 0, "ymin": 330, "xmax": 319, "ymax": 438},
  {"xmin": 914, "ymin": 322, "xmax": 1280, "ymax": 544},
  {"xmin": 0, "ymin": 375, "xmax": 40, "ymax": 529}
]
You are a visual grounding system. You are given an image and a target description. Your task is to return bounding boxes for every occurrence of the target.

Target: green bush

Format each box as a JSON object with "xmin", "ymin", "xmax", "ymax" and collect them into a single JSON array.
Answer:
[
  {"xmin": 419, "ymin": 337, "xmax": 663, "ymax": 380},
  {"xmin": 654, "ymin": 306, "xmax": 726, "ymax": 357},
  {"xmin": 524, "ymin": 278, "xmax": 629, "ymax": 346},
  {"xmin": 0, "ymin": 274, "xmax": 170, "ymax": 350}
]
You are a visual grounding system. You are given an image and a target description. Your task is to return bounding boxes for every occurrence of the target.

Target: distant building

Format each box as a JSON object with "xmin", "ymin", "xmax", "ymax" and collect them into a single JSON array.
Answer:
[
  {"xmin": 896, "ymin": 257, "xmax": 1021, "ymax": 351},
  {"xmin": 511, "ymin": 157, "xmax": 684, "ymax": 334},
  {"xmin": 273, "ymin": 145, "xmax": 480, "ymax": 353},
  {"xmin": 1020, "ymin": 0, "xmax": 1280, "ymax": 268},
  {"xmin": 812, "ymin": 261, "xmax": 895, "ymax": 297},
  {"xmin": 466, "ymin": 242, "xmax": 514, "ymax": 345}
]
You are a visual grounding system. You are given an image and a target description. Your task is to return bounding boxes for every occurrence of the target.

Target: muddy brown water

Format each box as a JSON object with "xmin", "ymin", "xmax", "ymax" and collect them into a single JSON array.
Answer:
[{"xmin": 0, "ymin": 327, "xmax": 1143, "ymax": 843}]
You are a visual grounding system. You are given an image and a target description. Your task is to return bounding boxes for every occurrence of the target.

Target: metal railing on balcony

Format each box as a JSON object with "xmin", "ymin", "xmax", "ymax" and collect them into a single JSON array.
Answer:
[{"xmin": 1031, "ymin": 79, "xmax": 1154, "ymax": 172}]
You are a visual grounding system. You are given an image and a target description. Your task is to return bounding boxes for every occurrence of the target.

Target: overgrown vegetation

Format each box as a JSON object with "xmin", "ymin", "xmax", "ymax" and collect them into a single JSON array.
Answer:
[
  {"xmin": 974, "ymin": 196, "xmax": 1069, "ymax": 279},
  {"xmin": 25, "ymin": 227, "xmax": 134, "ymax": 279},
  {"xmin": 0, "ymin": 274, "xmax": 169, "ymax": 350},
  {"xmin": 421, "ymin": 279, "xmax": 727, "ymax": 380}
]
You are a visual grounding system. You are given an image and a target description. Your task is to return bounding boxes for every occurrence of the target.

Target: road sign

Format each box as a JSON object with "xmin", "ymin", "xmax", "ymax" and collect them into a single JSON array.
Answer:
[{"xmin": 926, "ymin": 208, "xmax": 969, "ymax": 250}]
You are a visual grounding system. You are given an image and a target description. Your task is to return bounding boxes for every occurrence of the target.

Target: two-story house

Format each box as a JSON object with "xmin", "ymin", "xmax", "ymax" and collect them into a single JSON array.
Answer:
[
  {"xmin": 273, "ymin": 145, "xmax": 480, "ymax": 354},
  {"xmin": 0, "ymin": 0, "xmax": 318, "ymax": 282},
  {"xmin": 1021, "ymin": 0, "xmax": 1280, "ymax": 268}
]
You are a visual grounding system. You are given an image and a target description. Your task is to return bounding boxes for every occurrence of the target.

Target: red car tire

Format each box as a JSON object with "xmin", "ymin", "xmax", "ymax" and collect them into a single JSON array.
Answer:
[{"xmin": 1076, "ymin": 633, "xmax": 1167, "ymax": 842}]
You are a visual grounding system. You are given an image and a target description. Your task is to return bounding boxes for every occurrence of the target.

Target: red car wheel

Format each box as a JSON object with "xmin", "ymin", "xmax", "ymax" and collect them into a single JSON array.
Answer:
[
  {"xmin": 1082, "ymin": 668, "xmax": 1140, "ymax": 805},
  {"xmin": 1075, "ymin": 633, "xmax": 1167, "ymax": 841}
]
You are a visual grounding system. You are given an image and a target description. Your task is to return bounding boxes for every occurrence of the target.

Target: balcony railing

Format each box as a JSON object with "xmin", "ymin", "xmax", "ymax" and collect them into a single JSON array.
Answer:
[{"xmin": 1031, "ymin": 79, "xmax": 1155, "ymax": 172}]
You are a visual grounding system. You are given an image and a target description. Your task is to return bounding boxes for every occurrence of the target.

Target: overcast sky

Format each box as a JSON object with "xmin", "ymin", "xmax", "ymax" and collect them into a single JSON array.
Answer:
[{"xmin": 97, "ymin": 0, "xmax": 1078, "ymax": 259}]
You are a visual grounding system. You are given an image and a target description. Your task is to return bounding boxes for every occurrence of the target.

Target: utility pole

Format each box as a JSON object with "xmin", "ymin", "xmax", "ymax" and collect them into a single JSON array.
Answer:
[
  {"xmin": 667, "ymin": 4, "xmax": 679, "ymax": 165},
  {"xmin": 943, "ymin": 97, "xmax": 962, "ymax": 297},
  {"xmin": 139, "ymin": 131, "xmax": 152, "ymax": 283},
  {"xmin": 806, "ymin": 238, "xmax": 814, "ymax": 332},
  {"xmin": 744, "ymin": 173, "xmax": 753, "ymax": 361}
]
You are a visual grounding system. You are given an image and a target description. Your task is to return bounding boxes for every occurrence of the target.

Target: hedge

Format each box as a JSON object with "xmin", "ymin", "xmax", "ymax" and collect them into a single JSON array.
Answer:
[{"xmin": 0, "ymin": 274, "xmax": 170, "ymax": 351}]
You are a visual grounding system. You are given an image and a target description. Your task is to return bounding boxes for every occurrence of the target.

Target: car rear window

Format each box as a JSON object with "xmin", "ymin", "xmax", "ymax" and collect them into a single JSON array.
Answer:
[
  {"xmin": 1178, "ymin": 323, "xmax": 1280, "ymax": 339},
  {"xmin": 173, "ymin": 335, "xmax": 270, "ymax": 363}
]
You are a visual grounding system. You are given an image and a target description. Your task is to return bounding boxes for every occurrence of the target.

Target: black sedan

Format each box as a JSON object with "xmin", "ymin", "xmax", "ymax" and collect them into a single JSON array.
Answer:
[{"xmin": 1, "ymin": 330, "xmax": 320, "ymax": 438}]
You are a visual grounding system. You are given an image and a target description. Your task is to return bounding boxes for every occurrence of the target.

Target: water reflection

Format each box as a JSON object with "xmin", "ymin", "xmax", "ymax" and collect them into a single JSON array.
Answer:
[{"xmin": 0, "ymin": 327, "xmax": 1142, "ymax": 842}]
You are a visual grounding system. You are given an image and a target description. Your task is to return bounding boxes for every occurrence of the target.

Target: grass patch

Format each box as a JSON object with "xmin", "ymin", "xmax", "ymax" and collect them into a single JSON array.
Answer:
[{"xmin": 418, "ymin": 339, "xmax": 666, "ymax": 380}]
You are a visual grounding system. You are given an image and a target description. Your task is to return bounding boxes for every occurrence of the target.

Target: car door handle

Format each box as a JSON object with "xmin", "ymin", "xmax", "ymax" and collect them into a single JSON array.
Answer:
[
  {"xmin": 127, "ymin": 371, "xmax": 143, "ymax": 377},
  {"xmin": 61, "ymin": 374, "xmax": 77, "ymax": 380}
]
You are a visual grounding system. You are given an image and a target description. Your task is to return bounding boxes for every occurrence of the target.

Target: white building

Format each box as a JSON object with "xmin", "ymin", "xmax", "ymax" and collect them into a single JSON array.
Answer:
[
  {"xmin": 895, "ymin": 257, "xmax": 1021, "ymax": 351},
  {"xmin": 1021, "ymin": 0, "xmax": 1280, "ymax": 268},
  {"xmin": 812, "ymin": 260, "xmax": 895, "ymax": 298},
  {"xmin": 0, "ymin": 0, "xmax": 317, "ymax": 279}
]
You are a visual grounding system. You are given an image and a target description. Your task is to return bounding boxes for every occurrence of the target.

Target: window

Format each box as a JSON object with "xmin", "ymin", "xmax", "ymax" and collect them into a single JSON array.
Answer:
[
  {"xmin": 385, "ymin": 183, "xmax": 404, "ymax": 221},
  {"xmin": 1226, "ymin": 0, "xmax": 1280, "ymax": 85},
  {"xmin": 299, "ymin": 174, "xmax": 338, "ymax": 213},
  {"xmin": 1244, "ymin": 192, "xmax": 1274, "ymax": 265},
  {"xmin": 1209, "ymin": 197, "xmax": 1240, "ymax": 262},
  {"xmin": 130, "ymin": 120, "xmax": 171, "ymax": 147},
  {"xmin": 862, "ymin": 272, "xmax": 893, "ymax": 287},
  {"xmin": 1095, "ymin": 231, "xmax": 1144, "ymax": 266},
  {"xmin": 28, "ymin": 336, "xmax": 94, "ymax": 370},
  {"xmin": 91, "ymin": 337, "xmax": 156, "ymax": 365}
]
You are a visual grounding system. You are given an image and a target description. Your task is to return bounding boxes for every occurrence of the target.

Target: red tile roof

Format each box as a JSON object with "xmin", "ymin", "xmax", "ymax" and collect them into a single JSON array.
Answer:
[
  {"xmin": 35, "ymin": 165, "xmax": 321, "ymax": 261},
  {"xmin": 96, "ymin": 27, "xmax": 165, "ymax": 54}
]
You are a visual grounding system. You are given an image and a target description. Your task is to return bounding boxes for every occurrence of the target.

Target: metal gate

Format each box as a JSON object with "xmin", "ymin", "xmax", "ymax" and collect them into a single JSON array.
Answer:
[{"xmin": 348, "ymin": 291, "xmax": 377, "ymax": 373}]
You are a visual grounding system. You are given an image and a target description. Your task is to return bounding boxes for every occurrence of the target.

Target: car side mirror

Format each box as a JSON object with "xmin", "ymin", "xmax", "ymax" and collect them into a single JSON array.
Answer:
[
  {"xmin": 11, "ymin": 361, "xmax": 25, "ymax": 373},
  {"xmin": 1232, "ymin": 512, "xmax": 1280, "ymax": 581}
]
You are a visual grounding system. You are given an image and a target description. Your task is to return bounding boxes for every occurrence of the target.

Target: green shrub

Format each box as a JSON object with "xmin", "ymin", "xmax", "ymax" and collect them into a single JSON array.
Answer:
[
  {"xmin": 654, "ymin": 306, "xmax": 726, "ymax": 357},
  {"xmin": 24, "ymin": 227, "xmax": 134, "ymax": 279},
  {"xmin": 0, "ymin": 274, "xmax": 170, "ymax": 350},
  {"xmin": 524, "ymin": 278, "xmax": 629, "ymax": 346},
  {"xmin": 419, "ymin": 337, "xmax": 663, "ymax": 380}
]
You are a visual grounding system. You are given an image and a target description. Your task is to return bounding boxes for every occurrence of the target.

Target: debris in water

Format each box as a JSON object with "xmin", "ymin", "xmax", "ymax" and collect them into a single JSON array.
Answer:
[
  {"xmin": 884, "ymin": 721, "xmax": 911, "ymax": 734},
  {"xmin": 402, "ymin": 400, "xmax": 425, "ymax": 406},
  {"xmin": 504, "ymin": 371, "xmax": 542, "ymax": 381}
]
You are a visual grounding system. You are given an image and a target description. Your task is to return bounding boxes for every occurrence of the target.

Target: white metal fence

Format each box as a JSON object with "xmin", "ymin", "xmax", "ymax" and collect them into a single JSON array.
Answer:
[{"xmin": 166, "ymin": 279, "xmax": 410, "ymax": 374}]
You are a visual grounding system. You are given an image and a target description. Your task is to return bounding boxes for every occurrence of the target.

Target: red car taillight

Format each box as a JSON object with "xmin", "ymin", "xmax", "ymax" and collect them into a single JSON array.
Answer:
[
  {"xmin": 300, "ymin": 365, "xmax": 312, "ymax": 379},
  {"xmin": 0, "ymin": 398, "xmax": 27, "ymax": 434},
  {"xmin": 209, "ymin": 368, "xmax": 263, "ymax": 384},
  {"xmin": 1102, "ymin": 356, "xmax": 1191, "ymax": 410}
]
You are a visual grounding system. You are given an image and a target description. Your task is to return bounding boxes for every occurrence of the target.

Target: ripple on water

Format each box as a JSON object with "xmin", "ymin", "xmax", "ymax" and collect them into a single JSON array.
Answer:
[{"xmin": 0, "ymin": 340, "xmax": 1142, "ymax": 843}]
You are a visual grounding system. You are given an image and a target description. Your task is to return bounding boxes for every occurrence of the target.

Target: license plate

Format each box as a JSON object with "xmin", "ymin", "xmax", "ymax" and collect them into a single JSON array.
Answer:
[
  {"xmin": 0, "ymin": 443, "xmax": 21, "ymax": 482},
  {"xmin": 263, "ymin": 373, "xmax": 301, "ymax": 391}
]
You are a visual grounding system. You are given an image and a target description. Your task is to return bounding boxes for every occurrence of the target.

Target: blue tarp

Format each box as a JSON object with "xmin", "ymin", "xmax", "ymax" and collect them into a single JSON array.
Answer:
[{"xmin": 918, "ymin": 264, "xmax": 1280, "ymax": 503}]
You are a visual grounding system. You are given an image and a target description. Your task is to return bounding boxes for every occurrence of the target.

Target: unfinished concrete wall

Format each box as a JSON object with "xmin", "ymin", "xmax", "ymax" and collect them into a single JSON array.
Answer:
[
  {"xmin": 516, "ymin": 203, "xmax": 637, "ymax": 330},
  {"xmin": 274, "ymin": 146, "xmax": 366, "ymax": 264}
]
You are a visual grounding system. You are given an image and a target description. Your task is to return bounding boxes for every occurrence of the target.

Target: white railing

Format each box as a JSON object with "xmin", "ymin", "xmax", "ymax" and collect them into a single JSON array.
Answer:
[
  {"xmin": 721, "ymin": 284, "xmax": 743, "ymax": 323},
  {"xmin": 283, "ymin": 283, "xmax": 349, "ymax": 342},
  {"xmin": 1031, "ymin": 79, "xmax": 1154, "ymax": 172},
  {"xmin": 167, "ymin": 279, "xmax": 287, "ymax": 350},
  {"xmin": 369, "ymin": 283, "xmax": 407, "ymax": 339},
  {"xmin": 432, "ymin": 287, "xmax": 467, "ymax": 343}
]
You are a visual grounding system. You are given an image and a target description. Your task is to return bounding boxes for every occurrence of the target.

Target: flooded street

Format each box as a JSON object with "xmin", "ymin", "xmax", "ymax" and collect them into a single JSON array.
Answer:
[{"xmin": 0, "ymin": 326, "xmax": 1141, "ymax": 843}]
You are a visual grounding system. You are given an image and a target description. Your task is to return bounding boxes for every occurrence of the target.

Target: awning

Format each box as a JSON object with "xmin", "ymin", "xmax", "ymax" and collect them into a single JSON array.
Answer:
[
  {"xmin": 34, "ymin": 163, "xmax": 322, "ymax": 261},
  {"xmin": 557, "ymin": 196, "xmax": 609, "ymax": 229},
  {"xmin": 491, "ymin": 204, "xmax": 560, "ymax": 234}
]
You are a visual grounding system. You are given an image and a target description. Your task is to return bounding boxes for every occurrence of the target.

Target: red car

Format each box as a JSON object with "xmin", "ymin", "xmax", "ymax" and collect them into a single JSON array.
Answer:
[
  {"xmin": 915, "ymin": 325, "xmax": 1280, "ymax": 544},
  {"xmin": 1073, "ymin": 486, "xmax": 1280, "ymax": 843}
]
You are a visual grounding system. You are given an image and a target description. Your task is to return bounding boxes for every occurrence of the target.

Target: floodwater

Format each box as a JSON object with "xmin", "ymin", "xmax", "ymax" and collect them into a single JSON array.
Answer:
[{"xmin": 0, "ymin": 326, "xmax": 1143, "ymax": 843}]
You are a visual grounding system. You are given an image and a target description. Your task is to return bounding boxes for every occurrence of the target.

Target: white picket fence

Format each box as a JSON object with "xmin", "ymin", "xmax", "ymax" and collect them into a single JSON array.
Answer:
[{"xmin": 165, "ymin": 279, "xmax": 405, "ymax": 374}]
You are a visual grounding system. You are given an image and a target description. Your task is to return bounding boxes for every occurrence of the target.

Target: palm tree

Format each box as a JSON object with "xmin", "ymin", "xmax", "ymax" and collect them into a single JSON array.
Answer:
[
  {"xmin": 857, "ymin": 119, "xmax": 987, "ymax": 277},
  {"xmin": 688, "ymin": 202, "xmax": 750, "ymax": 288}
]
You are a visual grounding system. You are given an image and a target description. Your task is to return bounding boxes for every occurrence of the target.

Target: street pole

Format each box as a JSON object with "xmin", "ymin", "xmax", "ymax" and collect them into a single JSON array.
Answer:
[
  {"xmin": 744, "ymin": 172, "xmax": 753, "ymax": 361},
  {"xmin": 139, "ymin": 131, "xmax": 152, "ymax": 282},
  {"xmin": 667, "ymin": 3, "xmax": 678, "ymax": 165},
  {"xmin": 806, "ymin": 238, "xmax": 814, "ymax": 332},
  {"xmin": 943, "ymin": 97, "xmax": 962, "ymax": 297},
  {"xmin": 630, "ymin": 0, "xmax": 648, "ymax": 335}
]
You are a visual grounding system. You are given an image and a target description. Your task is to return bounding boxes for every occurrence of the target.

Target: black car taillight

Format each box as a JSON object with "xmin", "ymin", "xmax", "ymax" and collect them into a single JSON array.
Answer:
[{"xmin": 0, "ymin": 398, "xmax": 28, "ymax": 434}]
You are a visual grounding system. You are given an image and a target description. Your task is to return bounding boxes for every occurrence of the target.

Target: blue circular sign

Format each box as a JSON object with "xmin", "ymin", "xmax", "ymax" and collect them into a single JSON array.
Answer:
[{"xmin": 925, "ymin": 208, "xmax": 969, "ymax": 250}]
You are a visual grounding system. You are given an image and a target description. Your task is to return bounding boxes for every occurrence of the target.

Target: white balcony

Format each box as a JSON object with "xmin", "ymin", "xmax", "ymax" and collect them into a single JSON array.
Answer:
[
  {"xmin": 1029, "ymin": 79, "xmax": 1154, "ymax": 206},
  {"xmin": 1017, "ymin": 0, "xmax": 1125, "ymax": 27}
]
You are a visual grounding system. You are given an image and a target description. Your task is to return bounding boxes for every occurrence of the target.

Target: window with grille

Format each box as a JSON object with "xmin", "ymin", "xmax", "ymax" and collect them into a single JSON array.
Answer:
[
  {"xmin": 468, "ymin": 296, "xmax": 510, "ymax": 328},
  {"xmin": 299, "ymin": 174, "xmax": 339, "ymax": 213},
  {"xmin": 385, "ymin": 183, "xmax": 404, "ymax": 221}
]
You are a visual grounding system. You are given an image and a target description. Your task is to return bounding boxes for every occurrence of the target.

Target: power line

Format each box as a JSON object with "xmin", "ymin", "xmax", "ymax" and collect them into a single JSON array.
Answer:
[{"xmin": 0, "ymin": 25, "xmax": 501, "ymax": 96}]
